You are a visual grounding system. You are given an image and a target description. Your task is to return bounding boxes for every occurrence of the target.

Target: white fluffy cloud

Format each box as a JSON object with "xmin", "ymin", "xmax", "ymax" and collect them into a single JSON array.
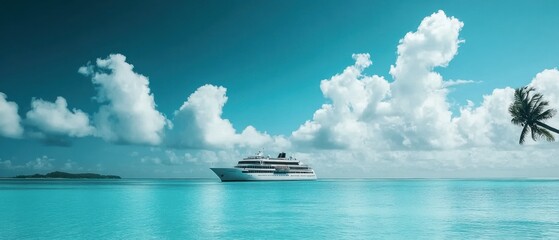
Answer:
[
  {"xmin": 62, "ymin": 159, "xmax": 81, "ymax": 171},
  {"xmin": 0, "ymin": 159, "xmax": 15, "ymax": 169},
  {"xmin": 170, "ymin": 85, "xmax": 239, "ymax": 148},
  {"xmin": 168, "ymin": 84, "xmax": 287, "ymax": 150},
  {"xmin": 79, "ymin": 54, "xmax": 167, "ymax": 145},
  {"xmin": 454, "ymin": 88, "xmax": 518, "ymax": 146},
  {"xmin": 0, "ymin": 156, "xmax": 86, "ymax": 174},
  {"xmin": 387, "ymin": 10, "xmax": 465, "ymax": 149},
  {"xmin": 141, "ymin": 149, "xmax": 237, "ymax": 166},
  {"xmin": 292, "ymin": 10, "xmax": 466, "ymax": 150},
  {"xmin": 529, "ymin": 69, "xmax": 559, "ymax": 129},
  {"xmin": 0, "ymin": 92, "xmax": 24, "ymax": 138},
  {"xmin": 291, "ymin": 53, "xmax": 391, "ymax": 149},
  {"xmin": 25, "ymin": 96, "xmax": 93, "ymax": 137},
  {"xmin": 25, "ymin": 155, "xmax": 54, "ymax": 170}
]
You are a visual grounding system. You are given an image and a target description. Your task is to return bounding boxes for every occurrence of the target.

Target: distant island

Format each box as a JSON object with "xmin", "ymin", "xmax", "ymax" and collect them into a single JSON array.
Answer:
[{"xmin": 14, "ymin": 171, "xmax": 121, "ymax": 179}]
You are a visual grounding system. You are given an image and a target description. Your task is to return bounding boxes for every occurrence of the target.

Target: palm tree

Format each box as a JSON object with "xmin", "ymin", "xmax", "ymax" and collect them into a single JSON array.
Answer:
[{"xmin": 509, "ymin": 86, "xmax": 559, "ymax": 144}]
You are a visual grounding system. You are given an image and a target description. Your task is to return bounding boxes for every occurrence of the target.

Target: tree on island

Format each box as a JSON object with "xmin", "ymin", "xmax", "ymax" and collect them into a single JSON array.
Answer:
[{"xmin": 509, "ymin": 86, "xmax": 559, "ymax": 144}]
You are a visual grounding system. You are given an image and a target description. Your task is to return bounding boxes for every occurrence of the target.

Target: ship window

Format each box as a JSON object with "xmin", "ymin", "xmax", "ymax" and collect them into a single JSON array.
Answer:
[
  {"xmin": 238, "ymin": 161, "xmax": 262, "ymax": 165},
  {"xmin": 262, "ymin": 161, "xmax": 299, "ymax": 165}
]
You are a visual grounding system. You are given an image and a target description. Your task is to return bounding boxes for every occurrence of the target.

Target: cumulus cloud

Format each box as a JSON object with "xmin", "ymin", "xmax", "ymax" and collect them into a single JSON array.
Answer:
[
  {"xmin": 0, "ymin": 156, "xmax": 83, "ymax": 173},
  {"xmin": 25, "ymin": 96, "xmax": 93, "ymax": 137},
  {"xmin": 25, "ymin": 155, "xmax": 54, "ymax": 170},
  {"xmin": 292, "ymin": 53, "xmax": 390, "ymax": 149},
  {"xmin": 79, "ymin": 54, "xmax": 167, "ymax": 145},
  {"xmin": 388, "ymin": 10, "xmax": 465, "ymax": 149},
  {"xmin": 292, "ymin": 10, "xmax": 465, "ymax": 150},
  {"xmin": 168, "ymin": 84, "xmax": 288, "ymax": 149},
  {"xmin": 0, "ymin": 92, "xmax": 24, "ymax": 138},
  {"xmin": 529, "ymin": 69, "xmax": 559, "ymax": 129},
  {"xmin": 141, "ymin": 149, "xmax": 237, "ymax": 166},
  {"xmin": 62, "ymin": 159, "xmax": 81, "ymax": 171},
  {"xmin": 0, "ymin": 159, "xmax": 16, "ymax": 169},
  {"xmin": 140, "ymin": 149, "xmax": 187, "ymax": 166},
  {"xmin": 169, "ymin": 85, "xmax": 240, "ymax": 148},
  {"xmin": 454, "ymin": 88, "xmax": 518, "ymax": 146}
]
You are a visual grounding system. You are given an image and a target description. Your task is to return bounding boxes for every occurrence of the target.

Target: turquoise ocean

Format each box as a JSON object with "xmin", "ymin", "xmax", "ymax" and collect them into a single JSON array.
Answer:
[{"xmin": 1, "ymin": 179, "xmax": 558, "ymax": 239}]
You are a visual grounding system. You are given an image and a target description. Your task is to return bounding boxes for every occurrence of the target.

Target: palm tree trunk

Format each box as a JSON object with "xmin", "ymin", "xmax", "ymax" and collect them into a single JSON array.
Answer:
[{"xmin": 536, "ymin": 121, "xmax": 559, "ymax": 134}]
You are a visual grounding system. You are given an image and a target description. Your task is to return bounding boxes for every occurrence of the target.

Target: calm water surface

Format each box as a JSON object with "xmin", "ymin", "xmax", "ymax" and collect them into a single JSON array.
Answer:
[{"xmin": 1, "ymin": 179, "xmax": 558, "ymax": 239}]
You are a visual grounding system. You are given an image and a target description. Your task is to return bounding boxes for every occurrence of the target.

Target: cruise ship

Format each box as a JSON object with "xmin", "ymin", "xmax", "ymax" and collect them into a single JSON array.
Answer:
[{"xmin": 210, "ymin": 152, "xmax": 317, "ymax": 181}]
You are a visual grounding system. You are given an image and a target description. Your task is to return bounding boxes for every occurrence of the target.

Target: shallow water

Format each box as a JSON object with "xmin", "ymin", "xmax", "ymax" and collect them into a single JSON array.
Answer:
[{"xmin": 1, "ymin": 179, "xmax": 558, "ymax": 239}]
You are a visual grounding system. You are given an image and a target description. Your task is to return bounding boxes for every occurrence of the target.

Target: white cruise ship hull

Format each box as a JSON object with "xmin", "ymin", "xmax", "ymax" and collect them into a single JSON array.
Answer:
[{"xmin": 210, "ymin": 168, "xmax": 317, "ymax": 182}]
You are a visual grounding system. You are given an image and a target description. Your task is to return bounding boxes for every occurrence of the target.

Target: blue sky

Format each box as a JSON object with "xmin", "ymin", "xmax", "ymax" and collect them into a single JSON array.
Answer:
[{"xmin": 1, "ymin": 1, "xmax": 559, "ymax": 178}]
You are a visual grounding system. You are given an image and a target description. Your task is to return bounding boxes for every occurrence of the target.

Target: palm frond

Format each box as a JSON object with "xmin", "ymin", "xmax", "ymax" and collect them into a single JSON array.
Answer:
[
  {"xmin": 530, "ymin": 124, "xmax": 539, "ymax": 141},
  {"xmin": 511, "ymin": 117, "xmax": 524, "ymax": 126},
  {"xmin": 541, "ymin": 128, "xmax": 555, "ymax": 142},
  {"xmin": 533, "ymin": 126, "xmax": 555, "ymax": 142},
  {"xmin": 529, "ymin": 93, "xmax": 542, "ymax": 109},
  {"xmin": 519, "ymin": 124, "xmax": 529, "ymax": 144},
  {"xmin": 536, "ymin": 108, "xmax": 556, "ymax": 121},
  {"xmin": 532, "ymin": 97, "xmax": 549, "ymax": 116}
]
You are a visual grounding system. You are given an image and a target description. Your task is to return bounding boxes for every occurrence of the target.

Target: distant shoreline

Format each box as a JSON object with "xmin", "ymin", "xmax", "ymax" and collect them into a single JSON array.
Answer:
[{"xmin": 13, "ymin": 171, "xmax": 121, "ymax": 179}]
